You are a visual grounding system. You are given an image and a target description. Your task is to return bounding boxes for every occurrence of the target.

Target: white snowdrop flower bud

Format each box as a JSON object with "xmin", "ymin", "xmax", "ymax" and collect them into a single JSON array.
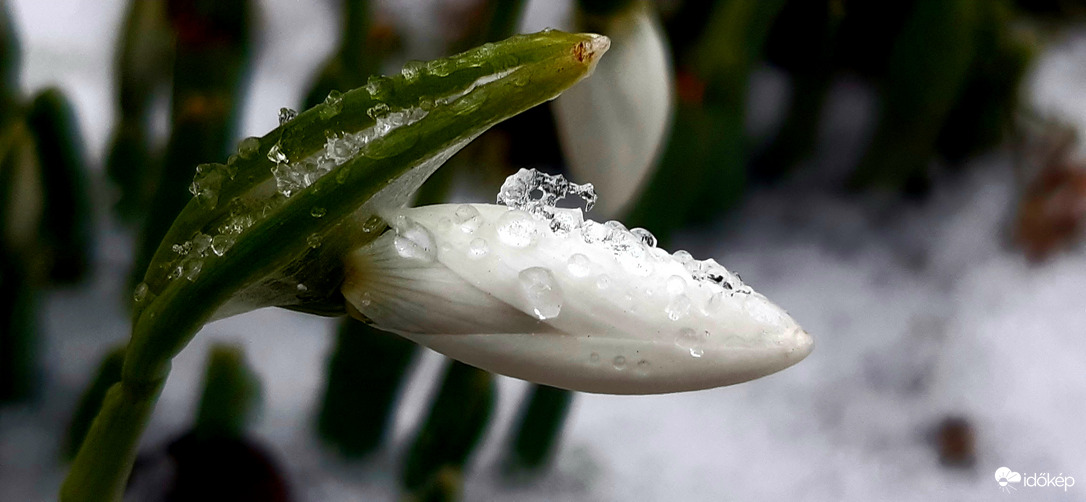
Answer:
[
  {"xmin": 342, "ymin": 201, "xmax": 812, "ymax": 395},
  {"xmin": 553, "ymin": 1, "xmax": 674, "ymax": 218}
]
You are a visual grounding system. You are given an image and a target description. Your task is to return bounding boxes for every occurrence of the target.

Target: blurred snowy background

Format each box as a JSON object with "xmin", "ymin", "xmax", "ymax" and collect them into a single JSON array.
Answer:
[{"xmin": 2, "ymin": 0, "xmax": 1086, "ymax": 500}]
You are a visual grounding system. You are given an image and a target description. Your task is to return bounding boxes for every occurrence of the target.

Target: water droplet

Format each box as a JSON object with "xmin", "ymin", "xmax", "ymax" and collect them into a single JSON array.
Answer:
[
  {"xmin": 596, "ymin": 274, "xmax": 611, "ymax": 290},
  {"xmin": 182, "ymin": 258, "xmax": 203, "ymax": 281},
  {"xmin": 512, "ymin": 72, "xmax": 530, "ymax": 87},
  {"xmin": 613, "ymin": 356, "xmax": 626, "ymax": 370},
  {"xmin": 211, "ymin": 234, "xmax": 235, "ymax": 256},
  {"xmin": 310, "ymin": 207, "xmax": 327, "ymax": 218},
  {"xmin": 364, "ymin": 75, "xmax": 392, "ymax": 100},
  {"xmin": 666, "ymin": 294, "xmax": 692, "ymax": 321},
  {"xmin": 567, "ymin": 253, "xmax": 591, "ymax": 277},
  {"xmin": 191, "ymin": 233, "xmax": 213, "ymax": 256},
  {"xmin": 666, "ymin": 275, "xmax": 687, "ymax": 296},
  {"xmin": 320, "ymin": 90, "xmax": 343, "ymax": 119},
  {"xmin": 453, "ymin": 204, "xmax": 481, "ymax": 233},
  {"xmin": 267, "ymin": 143, "xmax": 287, "ymax": 164},
  {"xmin": 133, "ymin": 283, "xmax": 149, "ymax": 303},
  {"xmin": 590, "ymin": 352, "xmax": 600, "ymax": 363},
  {"xmin": 237, "ymin": 137, "xmax": 260, "ymax": 159},
  {"xmin": 401, "ymin": 60, "xmax": 425, "ymax": 83},
  {"xmin": 705, "ymin": 291, "xmax": 725, "ymax": 314},
  {"xmin": 189, "ymin": 163, "xmax": 227, "ymax": 208},
  {"xmin": 616, "ymin": 250, "xmax": 653, "ymax": 277},
  {"xmin": 278, "ymin": 107, "xmax": 297, "ymax": 125},
  {"xmin": 367, "ymin": 102, "xmax": 391, "ymax": 119},
  {"xmin": 307, "ymin": 233, "xmax": 322, "ymax": 249},
  {"xmin": 581, "ymin": 220, "xmax": 610, "ymax": 244},
  {"xmin": 393, "ymin": 219, "xmax": 436, "ymax": 261},
  {"xmin": 518, "ymin": 267, "xmax": 562, "ymax": 320},
  {"xmin": 496, "ymin": 210, "xmax": 538, "ymax": 247},
  {"xmin": 296, "ymin": 283, "xmax": 308, "ymax": 292},
  {"xmin": 450, "ymin": 91, "xmax": 486, "ymax": 115},
  {"xmin": 550, "ymin": 209, "xmax": 583, "ymax": 234},
  {"xmin": 362, "ymin": 215, "xmax": 383, "ymax": 233},
  {"xmin": 468, "ymin": 238, "xmax": 488, "ymax": 258},
  {"xmin": 631, "ymin": 227, "xmax": 657, "ymax": 247},
  {"xmin": 427, "ymin": 58, "xmax": 455, "ymax": 77},
  {"xmin": 675, "ymin": 328, "xmax": 708, "ymax": 358},
  {"xmin": 335, "ymin": 167, "xmax": 350, "ymax": 184}
]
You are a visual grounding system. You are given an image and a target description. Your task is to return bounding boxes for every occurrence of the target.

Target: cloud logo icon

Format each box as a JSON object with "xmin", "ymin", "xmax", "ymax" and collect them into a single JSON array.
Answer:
[{"xmin": 996, "ymin": 467, "xmax": 1022, "ymax": 493}]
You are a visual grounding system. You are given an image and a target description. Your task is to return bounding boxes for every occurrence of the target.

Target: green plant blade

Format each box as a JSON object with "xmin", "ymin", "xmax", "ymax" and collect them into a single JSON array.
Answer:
[{"xmin": 26, "ymin": 88, "xmax": 94, "ymax": 284}]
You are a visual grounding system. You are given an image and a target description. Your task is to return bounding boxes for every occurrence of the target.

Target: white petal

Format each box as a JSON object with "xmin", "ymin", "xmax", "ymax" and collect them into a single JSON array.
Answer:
[
  {"xmin": 343, "ymin": 204, "xmax": 812, "ymax": 394},
  {"xmin": 553, "ymin": 2, "xmax": 674, "ymax": 218}
]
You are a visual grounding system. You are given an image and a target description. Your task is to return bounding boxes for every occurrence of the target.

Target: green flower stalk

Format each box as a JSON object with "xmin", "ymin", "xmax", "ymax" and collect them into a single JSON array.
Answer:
[{"xmin": 60, "ymin": 31, "xmax": 610, "ymax": 502}]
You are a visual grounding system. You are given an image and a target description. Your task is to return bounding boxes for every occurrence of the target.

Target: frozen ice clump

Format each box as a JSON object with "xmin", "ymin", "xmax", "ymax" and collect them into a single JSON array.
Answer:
[{"xmin": 497, "ymin": 168, "xmax": 597, "ymax": 214}]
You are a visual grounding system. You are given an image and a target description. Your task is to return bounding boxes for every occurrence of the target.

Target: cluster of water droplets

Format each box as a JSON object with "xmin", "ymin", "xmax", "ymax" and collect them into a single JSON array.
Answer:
[
  {"xmin": 268, "ymin": 99, "xmax": 430, "ymax": 198},
  {"xmin": 494, "ymin": 168, "xmax": 747, "ymax": 294},
  {"xmin": 491, "ymin": 169, "xmax": 752, "ymax": 359}
]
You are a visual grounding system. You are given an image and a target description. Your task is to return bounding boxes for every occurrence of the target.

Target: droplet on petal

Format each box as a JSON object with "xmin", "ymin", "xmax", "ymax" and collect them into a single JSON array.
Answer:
[
  {"xmin": 567, "ymin": 253, "xmax": 592, "ymax": 277},
  {"xmin": 497, "ymin": 210, "xmax": 538, "ymax": 247},
  {"xmin": 518, "ymin": 267, "xmax": 562, "ymax": 320}
]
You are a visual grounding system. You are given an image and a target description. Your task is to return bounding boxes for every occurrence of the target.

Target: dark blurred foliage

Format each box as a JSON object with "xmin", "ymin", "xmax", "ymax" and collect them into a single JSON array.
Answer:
[
  {"xmin": 628, "ymin": 0, "xmax": 784, "ymax": 243},
  {"xmin": 126, "ymin": 343, "xmax": 290, "ymax": 502},
  {"xmin": 25, "ymin": 89, "xmax": 94, "ymax": 283},
  {"xmin": 502, "ymin": 384, "xmax": 574, "ymax": 475},
  {"xmin": 402, "ymin": 361, "xmax": 495, "ymax": 498},
  {"xmin": 105, "ymin": 0, "xmax": 173, "ymax": 221},
  {"xmin": 193, "ymin": 344, "xmax": 263, "ymax": 439},
  {"xmin": 1, "ymin": 0, "xmax": 93, "ymax": 404},
  {"xmin": 317, "ymin": 317, "xmax": 416, "ymax": 457},
  {"xmin": 129, "ymin": 0, "xmax": 255, "ymax": 293}
]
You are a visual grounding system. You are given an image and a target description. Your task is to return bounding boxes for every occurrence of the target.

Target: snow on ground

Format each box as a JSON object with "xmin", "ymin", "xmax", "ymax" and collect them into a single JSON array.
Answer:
[{"xmin": 3, "ymin": 1, "xmax": 1085, "ymax": 501}]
